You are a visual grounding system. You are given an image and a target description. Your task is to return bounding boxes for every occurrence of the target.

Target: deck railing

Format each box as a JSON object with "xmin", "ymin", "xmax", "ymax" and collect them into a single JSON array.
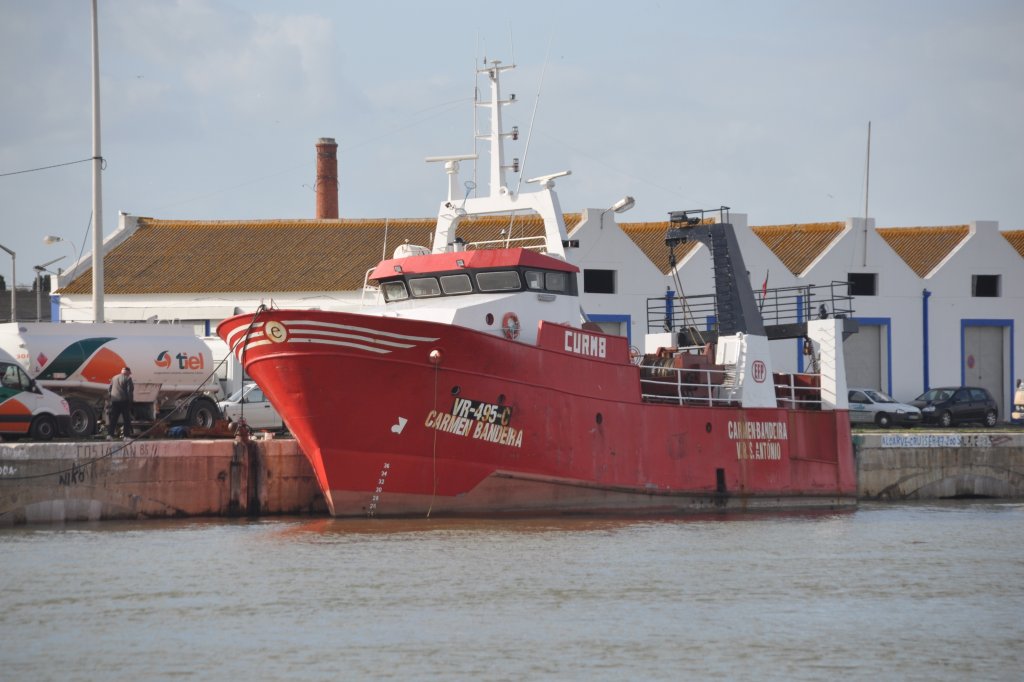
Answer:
[
  {"xmin": 647, "ymin": 281, "xmax": 854, "ymax": 337},
  {"xmin": 639, "ymin": 347, "xmax": 825, "ymax": 410}
]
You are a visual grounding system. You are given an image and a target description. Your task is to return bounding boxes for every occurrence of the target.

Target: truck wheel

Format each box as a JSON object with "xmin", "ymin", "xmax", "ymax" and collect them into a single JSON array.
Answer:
[
  {"xmin": 939, "ymin": 410, "xmax": 954, "ymax": 428},
  {"xmin": 187, "ymin": 398, "xmax": 220, "ymax": 429},
  {"xmin": 984, "ymin": 410, "xmax": 997, "ymax": 428},
  {"xmin": 30, "ymin": 415, "xmax": 58, "ymax": 441},
  {"xmin": 67, "ymin": 399, "xmax": 97, "ymax": 439},
  {"xmin": 874, "ymin": 412, "xmax": 892, "ymax": 428}
]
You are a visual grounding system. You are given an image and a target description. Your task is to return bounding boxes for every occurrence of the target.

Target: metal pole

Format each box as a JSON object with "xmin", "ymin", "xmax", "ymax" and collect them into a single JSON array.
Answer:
[
  {"xmin": 91, "ymin": 0, "xmax": 105, "ymax": 322},
  {"xmin": 0, "ymin": 245, "xmax": 14, "ymax": 322},
  {"xmin": 862, "ymin": 121, "xmax": 871, "ymax": 267}
]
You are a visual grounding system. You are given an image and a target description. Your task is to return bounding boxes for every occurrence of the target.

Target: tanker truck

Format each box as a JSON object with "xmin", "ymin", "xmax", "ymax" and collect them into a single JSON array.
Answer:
[{"xmin": 0, "ymin": 322, "xmax": 222, "ymax": 439}]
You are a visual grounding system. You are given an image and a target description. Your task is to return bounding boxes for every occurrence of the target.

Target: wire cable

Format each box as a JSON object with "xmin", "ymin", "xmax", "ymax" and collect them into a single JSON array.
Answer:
[{"xmin": 0, "ymin": 157, "xmax": 104, "ymax": 178}]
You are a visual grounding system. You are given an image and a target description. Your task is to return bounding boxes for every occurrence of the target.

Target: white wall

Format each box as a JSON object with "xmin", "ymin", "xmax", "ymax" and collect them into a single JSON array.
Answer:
[{"xmin": 568, "ymin": 209, "xmax": 667, "ymax": 345}]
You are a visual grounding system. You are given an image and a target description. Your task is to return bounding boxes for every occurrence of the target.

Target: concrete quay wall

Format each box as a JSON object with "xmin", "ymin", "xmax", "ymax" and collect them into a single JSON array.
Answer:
[
  {"xmin": 2, "ymin": 431, "xmax": 1023, "ymax": 524},
  {"xmin": 0, "ymin": 438, "xmax": 325, "ymax": 525},
  {"xmin": 855, "ymin": 431, "xmax": 1024, "ymax": 500}
]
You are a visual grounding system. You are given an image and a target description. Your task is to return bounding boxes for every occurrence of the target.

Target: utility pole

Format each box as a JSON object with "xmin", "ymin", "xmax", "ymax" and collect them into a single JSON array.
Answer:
[{"xmin": 91, "ymin": 0, "xmax": 105, "ymax": 322}]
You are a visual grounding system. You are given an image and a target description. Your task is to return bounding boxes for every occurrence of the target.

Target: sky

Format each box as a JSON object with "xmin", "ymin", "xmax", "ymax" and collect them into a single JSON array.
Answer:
[{"xmin": 1, "ymin": 0, "xmax": 1022, "ymax": 286}]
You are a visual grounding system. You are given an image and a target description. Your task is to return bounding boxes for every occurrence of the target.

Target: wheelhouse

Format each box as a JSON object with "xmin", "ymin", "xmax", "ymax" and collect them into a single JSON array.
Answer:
[
  {"xmin": 378, "ymin": 264, "xmax": 579, "ymax": 302},
  {"xmin": 369, "ymin": 248, "xmax": 580, "ymax": 303}
]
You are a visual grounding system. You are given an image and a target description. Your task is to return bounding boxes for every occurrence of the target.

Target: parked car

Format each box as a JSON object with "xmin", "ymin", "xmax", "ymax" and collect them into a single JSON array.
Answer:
[
  {"xmin": 910, "ymin": 386, "xmax": 999, "ymax": 427},
  {"xmin": 848, "ymin": 388, "xmax": 922, "ymax": 428},
  {"xmin": 217, "ymin": 383, "xmax": 286, "ymax": 431}
]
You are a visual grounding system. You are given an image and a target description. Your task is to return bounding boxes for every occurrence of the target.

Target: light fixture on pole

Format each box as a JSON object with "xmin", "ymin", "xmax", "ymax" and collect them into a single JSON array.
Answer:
[
  {"xmin": 0, "ymin": 243, "xmax": 14, "ymax": 322},
  {"xmin": 33, "ymin": 257, "xmax": 65, "ymax": 322},
  {"xmin": 43, "ymin": 235, "xmax": 78, "ymax": 281},
  {"xmin": 609, "ymin": 196, "xmax": 636, "ymax": 214},
  {"xmin": 600, "ymin": 195, "xmax": 636, "ymax": 229}
]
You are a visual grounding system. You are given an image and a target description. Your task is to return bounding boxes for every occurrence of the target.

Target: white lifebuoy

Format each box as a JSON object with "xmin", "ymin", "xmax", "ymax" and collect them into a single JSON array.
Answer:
[{"xmin": 502, "ymin": 312, "xmax": 521, "ymax": 340}]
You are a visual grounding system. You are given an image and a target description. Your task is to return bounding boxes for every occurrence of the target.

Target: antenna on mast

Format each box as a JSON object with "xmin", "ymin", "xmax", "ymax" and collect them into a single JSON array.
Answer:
[
  {"xmin": 514, "ymin": 36, "xmax": 553, "ymax": 196},
  {"xmin": 862, "ymin": 121, "xmax": 871, "ymax": 267},
  {"xmin": 508, "ymin": 24, "xmax": 517, "ymax": 67}
]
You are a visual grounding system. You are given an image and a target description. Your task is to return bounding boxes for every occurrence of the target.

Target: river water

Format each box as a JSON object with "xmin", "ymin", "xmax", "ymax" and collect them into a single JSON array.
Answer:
[{"xmin": 1, "ymin": 501, "xmax": 1022, "ymax": 681}]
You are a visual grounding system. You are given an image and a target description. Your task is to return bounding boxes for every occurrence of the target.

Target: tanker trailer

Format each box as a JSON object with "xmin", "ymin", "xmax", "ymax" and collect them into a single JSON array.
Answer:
[{"xmin": 0, "ymin": 322, "xmax": 222, "ymax": 438}]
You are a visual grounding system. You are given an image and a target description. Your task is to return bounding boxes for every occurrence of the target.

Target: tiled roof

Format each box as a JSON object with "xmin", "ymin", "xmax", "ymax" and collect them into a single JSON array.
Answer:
[
  {"xmin": 1003, "ymin": 230, "xmax": 1024, "ymax": 259},
  {"xmin": 750, "ymin": 222, "xmax": 846, "ymax": 276},
  {"xmin": 58, "ymin": 214, "xmax": 582, "ymax": 295},
  {"xmin": 620, "ymin": 221, "xmax": 700, "ymax": 274},
  {"xmin": 876, "ymin": 225, "xmax": 969, "ymax": 278}
]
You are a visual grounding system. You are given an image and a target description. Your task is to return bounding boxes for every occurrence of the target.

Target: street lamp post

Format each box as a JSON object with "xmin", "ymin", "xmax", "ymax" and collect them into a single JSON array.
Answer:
[
  {"xmin": 43, "ymin": 235, "xmax": 78, "ymax": 286},
  {"xmin": 600, "ymin": 196, "xmax": 636, "ymax": 229},
  {"xmin": 33, "ymin": 257, "xmax": 65, "ymax": 322},
  {"xmin": 43, "ymin": 236, "xmax": 77, "ymax": 323},
  {"xmin": 0, "ymin": 244, "xmax": 14, "ymax": 322}
]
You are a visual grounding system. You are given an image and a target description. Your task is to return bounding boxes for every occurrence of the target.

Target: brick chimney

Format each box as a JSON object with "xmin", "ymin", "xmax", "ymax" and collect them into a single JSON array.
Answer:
[{"xmin": 315, "ymin": 137, "xmax": 339, "ymax": 219}]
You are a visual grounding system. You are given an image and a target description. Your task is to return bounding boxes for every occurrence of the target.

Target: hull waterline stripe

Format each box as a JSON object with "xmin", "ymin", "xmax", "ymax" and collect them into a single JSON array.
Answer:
[
  {"xmin": 285, "ymin": 328, "xmax": 416, "ymax": 349},
  {"xmin": 286, "ymin": 338, "xmax": 393, "ymax": 354},
  {"xmin": 237, "ymin": 336, "xmax": 394, "ymax": 356},
  {"xmin": 225, "ymin": 319, "xmax": 439, "ymax": 347},
  {"xmin": 234, "ymin": 339, "xmax": 272, "ymax": 360},
  {"xmin": 285, "ymin": 319, "xmax": 440, "ymax": 343}
]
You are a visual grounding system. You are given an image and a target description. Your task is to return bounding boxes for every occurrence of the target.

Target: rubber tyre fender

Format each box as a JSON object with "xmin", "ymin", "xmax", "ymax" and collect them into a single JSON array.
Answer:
[
  {"xmin": 186, "ymin": 398, "xmax": 220, "ymax": 429},
  {"xmin": 30, "ymin": 415, "xmax": 58, "ymax": 441}
]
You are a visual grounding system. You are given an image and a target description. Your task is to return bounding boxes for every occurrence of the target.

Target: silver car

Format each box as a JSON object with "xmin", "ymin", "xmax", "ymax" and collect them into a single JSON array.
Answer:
[
  {"xmin": 217, "ymin": 383, "xmax": 286, "ymax": 431},
  {"xmin": 848, "ymin": 388, "xmax": 922, "ymax": 428}
]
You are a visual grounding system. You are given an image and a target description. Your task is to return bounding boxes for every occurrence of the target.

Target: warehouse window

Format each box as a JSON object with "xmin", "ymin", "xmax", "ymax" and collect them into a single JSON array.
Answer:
[
  {"xmin": 847, "ymin": 273, "xmax": 877, "ymax": 296},
  {"xmin": 584, "ymin": 269, "xmax": 616, "ymax": 294},
  {"xmin": 972, "ymin": 275, "xmax": 1000, "ymax": 297}
]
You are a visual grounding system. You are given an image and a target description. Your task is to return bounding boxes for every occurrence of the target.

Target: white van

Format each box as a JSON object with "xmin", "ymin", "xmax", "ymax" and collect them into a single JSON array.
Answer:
[
  {"xmin": 848, "ymin": 388, "xmax": 922, "ymax": 428},
  {"xmin": 0, "ymin": 348, "xmax": 71, "ymax": 440},
  {"xmin": 1012, "ymin": 379, "xmax": 1023, "ymax": 424}
]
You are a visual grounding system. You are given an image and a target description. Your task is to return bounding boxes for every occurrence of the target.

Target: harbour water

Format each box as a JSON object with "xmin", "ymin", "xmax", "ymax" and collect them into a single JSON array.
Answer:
[{"xmin": 2, "ymin": 501, "xmax": 1022, "ymax": 681}]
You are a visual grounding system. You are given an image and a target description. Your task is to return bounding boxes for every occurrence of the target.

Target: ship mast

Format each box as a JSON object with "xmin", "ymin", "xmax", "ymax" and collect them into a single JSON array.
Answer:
[
  {"xmin": 479, "ymin": 61, "xmax": 518, "ymax": 198},
  {"xmin": 426, "ymin": 61, "xmax": 572, "ymax": 258}
]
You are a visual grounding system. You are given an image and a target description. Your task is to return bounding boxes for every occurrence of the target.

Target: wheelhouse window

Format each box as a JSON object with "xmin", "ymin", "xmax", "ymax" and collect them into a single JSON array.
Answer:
[
  {"xmin": 972, "ymin": 274, "xmax": 1000, "ymax": 297},
  {"xmin": 440, "ymin": 273, "xmax": 473, "ymax": 295},
  {"xmin": 848, "ymin": 273, "xmax": 877, "ymax": 296},
  {"xmin": 408, "ymin": 277, "xmax": 441, "ymax": 297},
  {"xmin": 545, "ymin": 271, "xmax": 569, "ymax": 292},
  {"xmin": 381, "ymin": 265, "xmax": 575, "ymax": 302},
  {"xmin": 381, "ymin": 281, "xmax": 409, "ymax": 302},
  {"xmin": 476, "ymin": 270, "xmax": 521, "ymax": 292}
]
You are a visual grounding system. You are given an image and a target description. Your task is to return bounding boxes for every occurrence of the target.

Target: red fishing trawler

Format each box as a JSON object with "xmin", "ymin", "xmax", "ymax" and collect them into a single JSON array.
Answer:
[{"xmin": 218, "ymin": 61, "xmax": 857, "ymax": 517}]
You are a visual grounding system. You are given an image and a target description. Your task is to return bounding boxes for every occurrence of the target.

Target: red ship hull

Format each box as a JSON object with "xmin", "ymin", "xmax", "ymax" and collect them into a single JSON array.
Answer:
[{"xmin": 218, "ymin": 310, "xmax": 857, "ymax": 517}]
